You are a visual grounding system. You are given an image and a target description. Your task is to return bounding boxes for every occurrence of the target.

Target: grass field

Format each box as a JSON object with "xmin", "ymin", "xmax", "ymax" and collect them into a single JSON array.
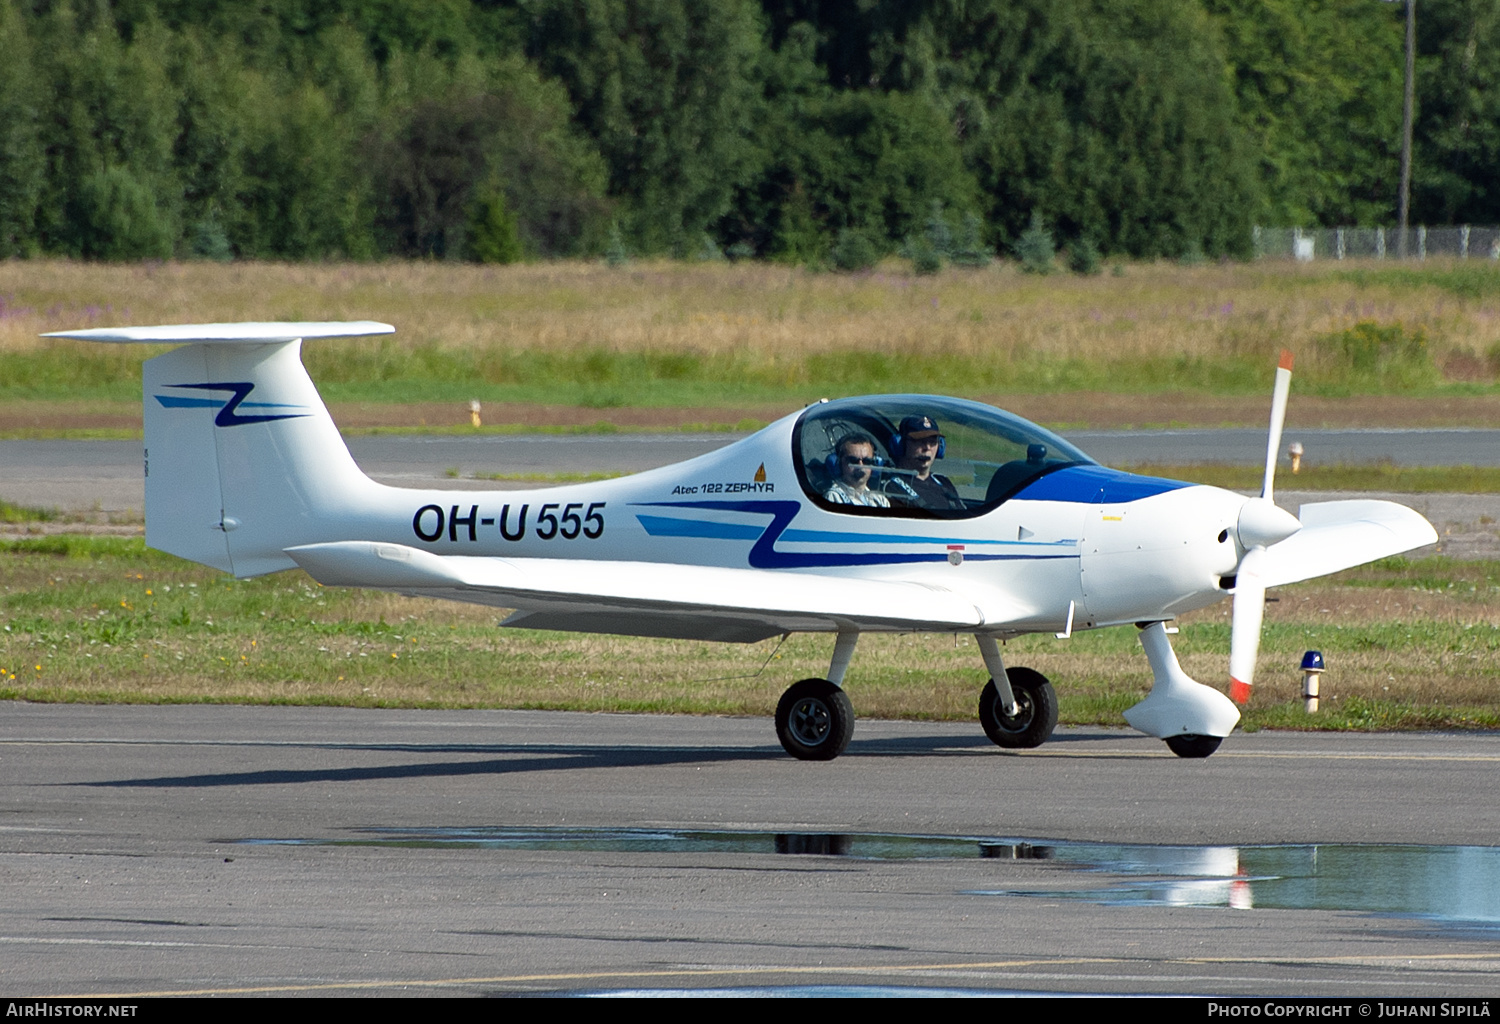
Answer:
[
  {"xmin": 2, "ymin": 259, "xmax": 1499, "ymax": 429},
  {"xmin": 2, "ymin": 537, "xmax": 1495, "ymax": 733}
]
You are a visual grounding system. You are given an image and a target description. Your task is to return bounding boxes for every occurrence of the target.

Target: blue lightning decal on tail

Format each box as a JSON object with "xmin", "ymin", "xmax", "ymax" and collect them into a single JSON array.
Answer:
[{"xmin": 155, "ymin": 382, "xmax": 308, "ymax": 427}]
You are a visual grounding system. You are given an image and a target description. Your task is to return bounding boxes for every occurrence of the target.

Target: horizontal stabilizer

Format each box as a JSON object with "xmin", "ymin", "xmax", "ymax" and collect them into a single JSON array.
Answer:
[
  {"xmin": 1259, "ymin": 500, "xmax": 1438, "ymax": 589},
  {"xmin": 44, "ymin": 321, "xmax": 394, "ymax": 345},
  {"xmin": 284, "ymin": 541, "xmax": 1035, "ymax": 641}
]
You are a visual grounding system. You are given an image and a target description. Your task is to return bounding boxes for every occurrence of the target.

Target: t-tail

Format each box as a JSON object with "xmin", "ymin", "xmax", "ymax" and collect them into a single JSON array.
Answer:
[{"xmin": 45, "ymin": 322, "xmax": 395, "ymax": 577}]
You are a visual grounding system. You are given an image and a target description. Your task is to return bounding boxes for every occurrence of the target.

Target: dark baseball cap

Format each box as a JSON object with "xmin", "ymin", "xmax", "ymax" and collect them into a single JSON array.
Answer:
[{"xmin": 897, "ymin": 415, "xmax": 941, "ymax": 438}]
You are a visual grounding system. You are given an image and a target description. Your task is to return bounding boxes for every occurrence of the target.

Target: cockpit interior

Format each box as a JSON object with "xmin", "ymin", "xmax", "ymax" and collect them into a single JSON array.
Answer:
[{"xmin": 793, "ymin": 396, "xmax": 1095, "ymax": 519}]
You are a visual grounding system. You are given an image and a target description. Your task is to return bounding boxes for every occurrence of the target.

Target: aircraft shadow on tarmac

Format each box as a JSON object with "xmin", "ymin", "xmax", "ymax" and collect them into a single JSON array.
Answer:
[
  {"xmin": 72, "ymin": 729, "xmax": 1130, "ymax": 790},
  {"xmin": 81, "ymin": 746, "xmax": 773, "ymax": 789}
]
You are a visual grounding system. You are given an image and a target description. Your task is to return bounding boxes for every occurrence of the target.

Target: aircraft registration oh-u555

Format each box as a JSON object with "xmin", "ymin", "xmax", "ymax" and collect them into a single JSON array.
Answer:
[{"xmin": 48, "ymin": 322, "xmax": 1438, "ymax": 760}]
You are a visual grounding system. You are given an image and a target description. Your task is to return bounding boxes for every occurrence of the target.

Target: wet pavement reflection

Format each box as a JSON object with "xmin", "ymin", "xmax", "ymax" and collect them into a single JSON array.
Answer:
[{"xmin": 242, "ymin": 826, "xmax": 1500, "ymax": 924}]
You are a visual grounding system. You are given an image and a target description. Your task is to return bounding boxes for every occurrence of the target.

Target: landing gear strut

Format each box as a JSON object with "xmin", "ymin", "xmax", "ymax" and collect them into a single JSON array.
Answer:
[{"xmin": 1125, "ymin": 622, "xmax": 1240, "ymax": 758}]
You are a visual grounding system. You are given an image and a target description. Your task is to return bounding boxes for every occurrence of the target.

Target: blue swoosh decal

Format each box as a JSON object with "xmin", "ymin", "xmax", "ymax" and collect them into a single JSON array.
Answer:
[
  {"xmin": 779, "ymin": 527, "xmax": 1070, "ymax": 548},
  {"xmin": 156, "ymin": 382, "xmax": 308, "ymax": 427},
  {"xmin": 633, "ymin": 500, "xmax": 1076, "ymax": 569},
  {"xmin": 634, "ymin": 515, "xmax": 763, "ymax": 541},
  {"xmin": 636, "ymin": 515, "xmax": 1066, "ymax": 548},
  {"xmin": 154, "ymin": 396, "xmax": 226, "ymax": 409}
]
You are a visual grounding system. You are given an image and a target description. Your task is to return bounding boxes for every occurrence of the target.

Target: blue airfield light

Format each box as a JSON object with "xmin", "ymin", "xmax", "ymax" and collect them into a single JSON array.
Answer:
[{"xmin": 1301, "ymin": 650, "xmax": 1325, "ymax": 712}]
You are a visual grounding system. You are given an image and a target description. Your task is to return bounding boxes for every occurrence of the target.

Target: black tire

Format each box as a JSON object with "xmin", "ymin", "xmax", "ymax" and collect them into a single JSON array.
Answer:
[
  {"xmin": 1164, "ymin": 734, "xmax": 1222, "ymax": 758},
  {"xmin": 979, "ymin": 667, "xmax": 1058, "ymax": 749},
  {"xmin": 775, "ymin": 678, "xmax": 855, "ymax": 761}
]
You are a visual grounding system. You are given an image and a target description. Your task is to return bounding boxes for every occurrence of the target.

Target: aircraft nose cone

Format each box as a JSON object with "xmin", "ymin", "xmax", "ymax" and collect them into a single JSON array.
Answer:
[{"xmin": 1237, "ymin": 497, "xmax": 1302, "ymax": 549}]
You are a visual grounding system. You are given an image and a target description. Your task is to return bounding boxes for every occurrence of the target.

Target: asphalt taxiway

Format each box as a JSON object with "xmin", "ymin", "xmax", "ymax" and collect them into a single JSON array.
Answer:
[{"xmin": 2, "ymin": 703, "xmax": 1498, "ymax": 997}]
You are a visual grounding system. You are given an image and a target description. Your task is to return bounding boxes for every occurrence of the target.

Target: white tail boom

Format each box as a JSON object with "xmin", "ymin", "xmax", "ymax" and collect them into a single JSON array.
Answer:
[{"xmin": 44, "ymin": 322, "xmax": 394, "ymax": 577}]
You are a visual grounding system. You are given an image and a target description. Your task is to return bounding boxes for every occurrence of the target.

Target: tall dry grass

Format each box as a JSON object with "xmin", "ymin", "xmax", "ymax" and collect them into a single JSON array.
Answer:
[{"xmin": 1, "ymin": 258, "xmax": 1498, "ymax": 404}]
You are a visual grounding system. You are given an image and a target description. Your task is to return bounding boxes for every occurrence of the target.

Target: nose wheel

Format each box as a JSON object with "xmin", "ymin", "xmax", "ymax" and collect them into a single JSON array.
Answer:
[
  {"xmin": 1164, "ymin": 734, "xmax": 1222, "ymax": 758},
  {"xmin": 775, "ymin": 678, "xmax": 854, "ymax": 761}
]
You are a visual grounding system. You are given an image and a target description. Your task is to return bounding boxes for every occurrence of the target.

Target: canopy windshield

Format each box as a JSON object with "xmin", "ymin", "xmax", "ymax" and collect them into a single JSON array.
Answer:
[{"xmin": 793, "ymin": 396, "xmax": 1095, "ymax": 518}]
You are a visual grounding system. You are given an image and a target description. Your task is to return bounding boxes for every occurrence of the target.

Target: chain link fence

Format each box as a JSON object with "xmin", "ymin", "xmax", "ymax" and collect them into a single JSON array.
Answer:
[{"xmin": 1254, "ymin": 225, "xmax": 1500, "ymax": 261}]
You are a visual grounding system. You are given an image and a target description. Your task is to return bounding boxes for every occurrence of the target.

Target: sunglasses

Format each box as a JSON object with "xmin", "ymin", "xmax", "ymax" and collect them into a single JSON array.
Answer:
[{"xmin": 841, "ymin": 455, "xmax": 876, "ymax": 466}]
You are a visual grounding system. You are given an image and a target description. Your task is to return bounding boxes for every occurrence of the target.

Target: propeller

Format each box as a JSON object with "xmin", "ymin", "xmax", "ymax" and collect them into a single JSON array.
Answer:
[
  {"xmin": 1228, "ymin": 545, "xmax": 1267, "ymax": 704},
  {"xmin": 1230, "ymin": 350, "xmax": 1301, "ymax": 705},
  {"xmin": 1260, "ymin": 350, "xmax": 1293, "ymax": 503}
]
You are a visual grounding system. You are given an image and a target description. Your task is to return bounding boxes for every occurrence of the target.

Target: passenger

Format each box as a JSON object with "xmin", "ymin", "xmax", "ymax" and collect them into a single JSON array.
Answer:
[
  {"xmin": 885, "ymin": 414, "xmax": 964, "ymax": 510},
  {"xmin": 823, "ymin": 434, "xmax": 890, "ymax": 508}
]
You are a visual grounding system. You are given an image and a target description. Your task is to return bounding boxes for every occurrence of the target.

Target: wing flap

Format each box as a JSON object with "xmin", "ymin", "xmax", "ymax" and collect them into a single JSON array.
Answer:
[
  {"xmin": 284, "ymin": 541, "xmax": 1033, "ymax": 638},
  {"xmin": 1259, "ymin": 499, "xmax": 1438, "ymax": 588}
]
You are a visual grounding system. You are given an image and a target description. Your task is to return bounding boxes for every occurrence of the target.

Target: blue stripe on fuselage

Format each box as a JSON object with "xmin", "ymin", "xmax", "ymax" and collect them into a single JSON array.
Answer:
[
  {"xmin": 632, "ymin": 499, "xmax": 1075, "ymax": 569},
  {"xmin": 634, "ymin": 515, "xmax": 764, "ymax": 541},
  {"xmin": 639, "ymin": 515, "xmax": 1068, "ymax": 549}
]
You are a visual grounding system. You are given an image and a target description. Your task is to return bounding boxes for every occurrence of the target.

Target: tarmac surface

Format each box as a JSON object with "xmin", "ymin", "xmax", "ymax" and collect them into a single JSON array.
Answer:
[{"xmin": 1, "ymin": 703, "xmax": 1499, "ymax": 997}]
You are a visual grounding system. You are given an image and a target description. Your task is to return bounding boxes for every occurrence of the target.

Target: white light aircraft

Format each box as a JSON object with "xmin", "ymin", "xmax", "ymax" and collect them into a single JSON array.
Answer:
[{"xmin": 49, "ymin": 322, "xmax": 1438, "ymax": 760}]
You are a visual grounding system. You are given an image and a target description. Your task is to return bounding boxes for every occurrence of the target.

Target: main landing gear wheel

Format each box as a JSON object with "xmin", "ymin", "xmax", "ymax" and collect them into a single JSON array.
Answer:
[
  {"xmin": 775, "ymin": 678, "xmax": 854, "ymax": 761},
  {"xmin": 979, "ymin": 667, "xmax": 1058, "ymax": 749},
  {"xmin": 1164, "ymin": 734, "xmax": 1222, "ymax": 759}
]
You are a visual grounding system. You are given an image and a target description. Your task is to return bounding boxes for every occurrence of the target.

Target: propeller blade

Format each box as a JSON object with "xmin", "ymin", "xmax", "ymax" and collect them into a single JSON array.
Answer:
[
  {"xmin": 1229, "ymin": 545, "xmax": 1268, "ymax": 705},
  {"xmin": 1232, "ymin": 351, "xmax": 1294, "ymax": 705},
  {"xmin": 1262, "ymin": 350, "xmax": 1294, "ymax": 501}
]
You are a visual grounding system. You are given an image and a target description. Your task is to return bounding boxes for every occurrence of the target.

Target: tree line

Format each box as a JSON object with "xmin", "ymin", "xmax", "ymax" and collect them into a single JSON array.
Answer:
[{"xmin": 0, "ymin": 0, "xmax": 1493, "ymax": 264}]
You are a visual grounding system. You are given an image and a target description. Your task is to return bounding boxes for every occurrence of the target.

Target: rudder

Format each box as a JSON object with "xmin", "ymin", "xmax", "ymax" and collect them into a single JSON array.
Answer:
[{"xmin": 142, "ymin": 343, "xmax": 233, "ymax": 571}]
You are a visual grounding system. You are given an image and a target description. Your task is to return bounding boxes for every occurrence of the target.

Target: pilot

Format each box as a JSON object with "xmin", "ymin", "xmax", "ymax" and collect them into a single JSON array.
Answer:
[
  {"xmin": 885, "ymin": 414, "xmax": 964, "ymax": 510},
  {"xmin": 823, "ymin": 434, "xmax": 890, "ymax": 508}
]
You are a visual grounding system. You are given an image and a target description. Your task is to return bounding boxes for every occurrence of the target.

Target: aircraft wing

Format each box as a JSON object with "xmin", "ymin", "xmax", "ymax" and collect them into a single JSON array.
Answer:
[
  {"xmin": 1258, "ymin": 499, "xmax": 1439, "ymax": 589},
  {"xmin": 44, "ymin": 321, "xmax": 394, "ymax": 344},
  {"xmin": 285, "ymin": 541, "xmax": 1035, "ymax": 643}
]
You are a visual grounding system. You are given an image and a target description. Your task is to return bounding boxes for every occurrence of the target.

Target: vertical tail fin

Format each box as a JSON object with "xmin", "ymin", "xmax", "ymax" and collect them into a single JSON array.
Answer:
[{"xmin": 46, "ymin": 322, "xmax": 394, "ymax": 577}]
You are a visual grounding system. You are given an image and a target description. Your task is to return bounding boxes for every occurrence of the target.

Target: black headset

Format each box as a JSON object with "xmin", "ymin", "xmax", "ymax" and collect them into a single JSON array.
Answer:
[{"xmin": 890, "ymin": 431, "xmax": 945, "ymax": 461}]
